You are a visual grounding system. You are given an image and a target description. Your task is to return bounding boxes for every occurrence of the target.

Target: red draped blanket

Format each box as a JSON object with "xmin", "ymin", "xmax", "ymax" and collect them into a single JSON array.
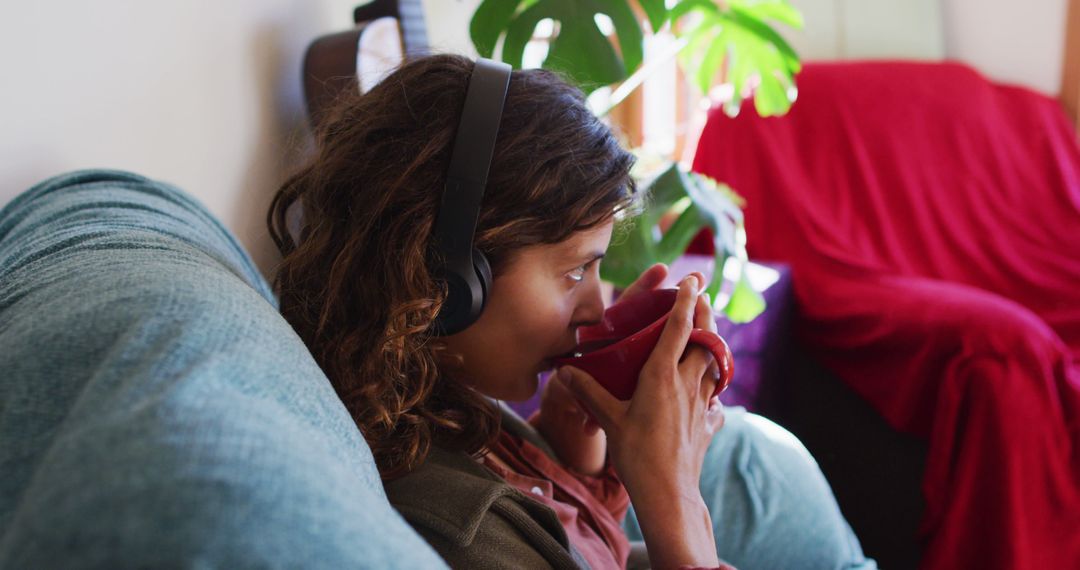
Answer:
[{"xmin": 693, "ymin": 61, "xmax": 1080, "ymax": 570}]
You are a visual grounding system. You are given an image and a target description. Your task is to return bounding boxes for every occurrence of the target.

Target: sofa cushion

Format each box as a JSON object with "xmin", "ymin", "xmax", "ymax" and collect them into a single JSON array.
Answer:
[{"xmin": 0, "ymin": 170, "xmax": 446, "ymax": 568}]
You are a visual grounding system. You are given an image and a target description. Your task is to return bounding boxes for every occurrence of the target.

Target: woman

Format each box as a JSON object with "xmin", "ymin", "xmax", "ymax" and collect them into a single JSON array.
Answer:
[{"xmin": 268, "ymin": 54, "xmax": 874, "ymax": 570}]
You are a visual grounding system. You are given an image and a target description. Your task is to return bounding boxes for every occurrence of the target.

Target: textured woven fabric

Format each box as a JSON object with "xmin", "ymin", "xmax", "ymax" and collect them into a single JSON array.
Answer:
[{"xmin": 0, "ymin": 170, "xmax": 446, "ymax": 569}]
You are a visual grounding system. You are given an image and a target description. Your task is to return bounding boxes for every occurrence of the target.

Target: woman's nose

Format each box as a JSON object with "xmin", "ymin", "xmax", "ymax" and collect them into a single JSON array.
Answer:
[{"xmin": 574, "ymin": 280, "xmax": 606, "ymax": 326}]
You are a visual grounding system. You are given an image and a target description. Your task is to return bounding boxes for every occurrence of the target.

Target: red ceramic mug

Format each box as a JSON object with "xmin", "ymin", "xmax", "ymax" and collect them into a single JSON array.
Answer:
[{"xmin": 554, "ymin": 288, "xmax": 734, "ymax": 401}]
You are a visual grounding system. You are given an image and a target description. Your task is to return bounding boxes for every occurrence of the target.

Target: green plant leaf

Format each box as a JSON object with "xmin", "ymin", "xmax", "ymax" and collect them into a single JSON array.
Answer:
[
  {"xmin": 470, "ymin": 0, "xmax": 649, "ymax": 93},
  {"xmin": 729, "ymin": 5, "xmax": 801, "ymax": 75},
  {"xmin": 501, "ymin": 3, "xmax": 549, "ymax": 69},
  {"xmin": 669, "ymin": 0, "xmax": 801, "ymax": 116},
  {"xmin": 723, "ymin": 270, "xmax": 766, "ymax": 323},
  {"xmin": 669, "ymin": 0, "xmax": 720, "ymax": 21},
  {"xmin": 601, "ymin": 216, "xmax": 656, "ymax": 286},
  {"xmin": 677, "ymin": 15, "xmax": 715, "ymax": 72},
  {"xmin": 466, "ymin": 1, "xmax": 796, "ymax": 322},
  {"xmin": 737, "ymin": 0, "xmax": 804, "ymax": 29},
  {"xmin": 592, "ymin": 0, "xmax": 645, "ymax": 78},
  {"xmin": 637, "ymin": 163, "xmax": 690, "ymax": 230},
  {"xmin": 601, "ymin": 162, "xmax": 763, "ymax": 321},
  {"xmin": 722, "ymin": 23, "xmax": 794, "ymax": 116},
  {"xmin": 471, "ymin": 0, "xmax": 521, "ymax": 58},
  {"xmin": 546, "ymin": 18, "xmax": 626, "ymax": 89},
  {"xmin": 656, "ymin": 203, "xmax": 709, "ymax": 263},
  {"xmin": 694, "ymin": 26, "xmax": 728, "ymax": 95},
  {"xmin": 726, "ymin": 25, "xmax": 752, "ymax": 95},
  {"xmin": 753, "ymin": 69, "xmax": 790, "ymax": 116},
  {"xmin": 636, "ymin": 0, "xmax": 669, "ymax": 32}
]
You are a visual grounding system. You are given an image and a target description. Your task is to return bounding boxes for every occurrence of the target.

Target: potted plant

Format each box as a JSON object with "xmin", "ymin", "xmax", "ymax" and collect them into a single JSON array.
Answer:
[{"xmin": 469, "ymin": 0, "xmax": 802, "ymax": 322}]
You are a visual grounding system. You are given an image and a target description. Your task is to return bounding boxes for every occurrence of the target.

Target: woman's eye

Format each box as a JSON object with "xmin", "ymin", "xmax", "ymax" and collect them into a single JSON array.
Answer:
[
  {"xmin": 567, "ymin": 258, "xmax": 600, "ymax": 283},
  {"xmin": 567, "ymin": 265, "xmax": 587, "ymax": 282}
]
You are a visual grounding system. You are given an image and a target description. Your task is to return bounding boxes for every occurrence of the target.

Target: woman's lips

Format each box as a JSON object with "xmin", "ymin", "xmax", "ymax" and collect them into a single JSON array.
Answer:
[{"xmin": 538, "ymin": 345, "xmax": 582, "ymax": 372}]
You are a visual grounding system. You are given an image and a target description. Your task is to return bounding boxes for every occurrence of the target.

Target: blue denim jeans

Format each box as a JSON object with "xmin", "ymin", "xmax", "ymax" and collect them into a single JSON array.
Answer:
[{"xmin": 624, "ymin": 406, "xmax": 877, "ymax": 570}]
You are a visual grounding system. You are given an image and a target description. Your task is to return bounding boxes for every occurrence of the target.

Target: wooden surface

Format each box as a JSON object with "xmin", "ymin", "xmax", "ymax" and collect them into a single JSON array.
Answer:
[
  {"xmin": 302, "ymin": 28, "xmax": 364, "ymax": 129},
  {"xmin": 302, "ymin": 0, "xmax": 429, "ymax": 130},
  {"xmin": 1062, "ymin": 0, "xmax": 1080, "ymax": 126}
]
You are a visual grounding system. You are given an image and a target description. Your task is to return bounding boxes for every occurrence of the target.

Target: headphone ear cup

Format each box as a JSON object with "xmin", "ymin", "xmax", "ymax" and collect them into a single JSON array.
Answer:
[
  {"xmin": 432, "ymin": 250, "xmax": 491, "ymax": 336},
  {"xmin": 473, "ymin": 248, "xmax": 492, "ymax": 311},
  {"xmin": 435, "ymin": 271, "xmax": 473, "ymax": 336}
]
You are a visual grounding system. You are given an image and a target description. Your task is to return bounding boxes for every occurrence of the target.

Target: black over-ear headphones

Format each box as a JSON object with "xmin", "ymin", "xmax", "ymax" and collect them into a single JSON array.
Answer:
[{"xmin": 430, "ymin": 58, "xmax": 512, "ymax": 336}]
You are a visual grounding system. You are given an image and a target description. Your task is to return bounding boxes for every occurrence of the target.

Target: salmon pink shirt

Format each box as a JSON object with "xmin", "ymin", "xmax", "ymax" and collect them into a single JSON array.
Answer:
[{"xmin": 485, "ymin": 429, "xmax": 734, "ymax": 570}]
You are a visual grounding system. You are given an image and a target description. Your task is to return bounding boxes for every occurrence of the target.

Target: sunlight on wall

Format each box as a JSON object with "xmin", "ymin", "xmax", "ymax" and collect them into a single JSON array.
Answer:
[
  {"xmin": 1, "ymin": 0, "xmax": 1066, "ymax": 278},
  {"xmin": 0, "ymin": 0, "xmax": 358, "ymax": 275}
]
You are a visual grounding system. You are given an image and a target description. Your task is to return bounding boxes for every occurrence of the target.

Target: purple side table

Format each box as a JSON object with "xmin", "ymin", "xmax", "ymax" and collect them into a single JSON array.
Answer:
[{"xmin": 714, "ymin": 262, "xmax": 793, "ymax": 413}]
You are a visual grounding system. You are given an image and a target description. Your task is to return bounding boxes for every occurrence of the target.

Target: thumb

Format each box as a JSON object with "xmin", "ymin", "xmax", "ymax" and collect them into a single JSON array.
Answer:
[{"xmin": 557, "ymin": 366, "xmax": 620, "ymax": 431}]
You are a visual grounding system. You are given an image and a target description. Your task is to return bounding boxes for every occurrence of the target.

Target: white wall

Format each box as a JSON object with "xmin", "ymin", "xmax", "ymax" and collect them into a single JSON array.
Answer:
[
  {"xmin": 0, "ymin": 0, "xmax": 1069, "ymax": 278},
  {"xmin": 944, "ymin": 0, "xmax": 1066, "ymax": 95},
  {"xmin": 420, "ymin": 0, "xmax": 480, "ymax": 56},
  {"xmin": 785, "ymin": 0, "xmax": 946, "ymax": 62},
  {"xmin": 785, "ymin": 0, "xmax": 1065, "ymax": 95},
  {"xmin": 0, "ymin": 0, "xmax": 358, "ymax": 274}
]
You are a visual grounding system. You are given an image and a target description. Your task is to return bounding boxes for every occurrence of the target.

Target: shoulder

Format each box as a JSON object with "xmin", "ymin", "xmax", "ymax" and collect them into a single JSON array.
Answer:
[{"xmin": 384, "ymin": 445, "xmax": 582, "ymax": 569}]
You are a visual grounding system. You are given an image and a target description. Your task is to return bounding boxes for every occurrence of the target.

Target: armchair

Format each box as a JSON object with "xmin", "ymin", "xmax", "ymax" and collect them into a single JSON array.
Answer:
[{"xmin": 693, "ymin": 60, "xmax": 1080, "ymax": 570}]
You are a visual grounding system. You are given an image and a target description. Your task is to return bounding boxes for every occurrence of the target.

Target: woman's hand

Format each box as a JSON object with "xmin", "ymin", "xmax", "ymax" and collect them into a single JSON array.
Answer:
[
  {"xmin": 617, "ymin": 262, "xmax": 676, "ymax": 302},
  {"xmin": 559, "ymin": 273, "xmax": 727, "ymax": 569},
  {"xmin": 533, "ymin": 263, "xmax": 695, "ymax": 477},
  {"xmin": 529, "ymin": 366, "xmax": 606, "ymax": 475},
  {"xmin": 531, "ymin": 263, "xmax": 689, "ymax": 476}
]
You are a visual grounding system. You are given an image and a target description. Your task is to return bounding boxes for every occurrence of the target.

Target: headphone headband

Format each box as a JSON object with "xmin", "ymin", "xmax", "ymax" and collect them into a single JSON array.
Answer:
[
  {"xmin": 430, "ymin": 58, "xmax": 511, "ymax": 336},
  {"xmin": 431, "ymin": 58, "xmax": 510, "ymax": 279}
]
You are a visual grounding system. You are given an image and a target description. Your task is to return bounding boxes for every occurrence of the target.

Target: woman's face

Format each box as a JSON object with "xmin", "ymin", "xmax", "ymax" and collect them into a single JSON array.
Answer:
[{"xmin": 442, "ymin": 220, "xmax": 613, "ymax": 401}]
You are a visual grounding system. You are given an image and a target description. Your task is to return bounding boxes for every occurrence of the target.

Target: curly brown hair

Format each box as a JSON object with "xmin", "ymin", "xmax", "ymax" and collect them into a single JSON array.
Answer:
[{"xmin": 267, "ymin": 54, "xmax": 636, "ymax": 480}]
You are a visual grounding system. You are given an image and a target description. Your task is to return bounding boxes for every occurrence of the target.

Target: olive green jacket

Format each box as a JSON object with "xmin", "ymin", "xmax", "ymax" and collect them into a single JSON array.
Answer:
[
  {"xmin": 383, "ymin": 404, "xmax": 589, "ymax": 569},
  {"xmin": 384, "ymin": 403, "xmax": 653, "ymax": 569},
  {"xmin": 384, "ymin": 444, "xmax": 589, "ymax": 569}
]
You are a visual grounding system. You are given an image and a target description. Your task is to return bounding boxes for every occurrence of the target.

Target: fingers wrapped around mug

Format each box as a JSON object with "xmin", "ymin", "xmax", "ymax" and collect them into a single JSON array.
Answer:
[
  {"xmin": 646, "ymin": 276, "xmax": 701, "ymax": 377},
  {"xmin": 557, "ymin": 365, "xmax": 621, "ymax": 434},
  {"xmin": 617, "ymin": 263, "xmax": 669, "ymax": 302},
  {"xmin": 554, "ymin": 274, "xmax": 733, "ymax": 407},
  {"xmin": 691, "ymin": 291, "xmax": 733, "ymax": 404},
  {"xmin": 680, "ymin": 290, "xmax": 718, "ymax": 395}
]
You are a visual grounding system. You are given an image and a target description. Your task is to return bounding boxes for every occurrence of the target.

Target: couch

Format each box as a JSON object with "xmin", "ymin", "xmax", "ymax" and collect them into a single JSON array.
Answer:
[{"xmin": 0, "ymin": 170, "xmax": 448, "ymax": 568}]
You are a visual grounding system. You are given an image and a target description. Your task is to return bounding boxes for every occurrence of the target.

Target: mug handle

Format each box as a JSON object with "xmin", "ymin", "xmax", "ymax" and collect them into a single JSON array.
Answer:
[{"xmin": 687, "ymin": 329, "xmax": 734, "ymax": 399}]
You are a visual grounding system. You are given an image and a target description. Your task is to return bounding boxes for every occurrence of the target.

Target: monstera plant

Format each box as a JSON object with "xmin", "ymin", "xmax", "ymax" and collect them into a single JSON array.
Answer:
[{"xmin": 470, "ymin": 0, "xmax": 802, "ymax": 322}]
